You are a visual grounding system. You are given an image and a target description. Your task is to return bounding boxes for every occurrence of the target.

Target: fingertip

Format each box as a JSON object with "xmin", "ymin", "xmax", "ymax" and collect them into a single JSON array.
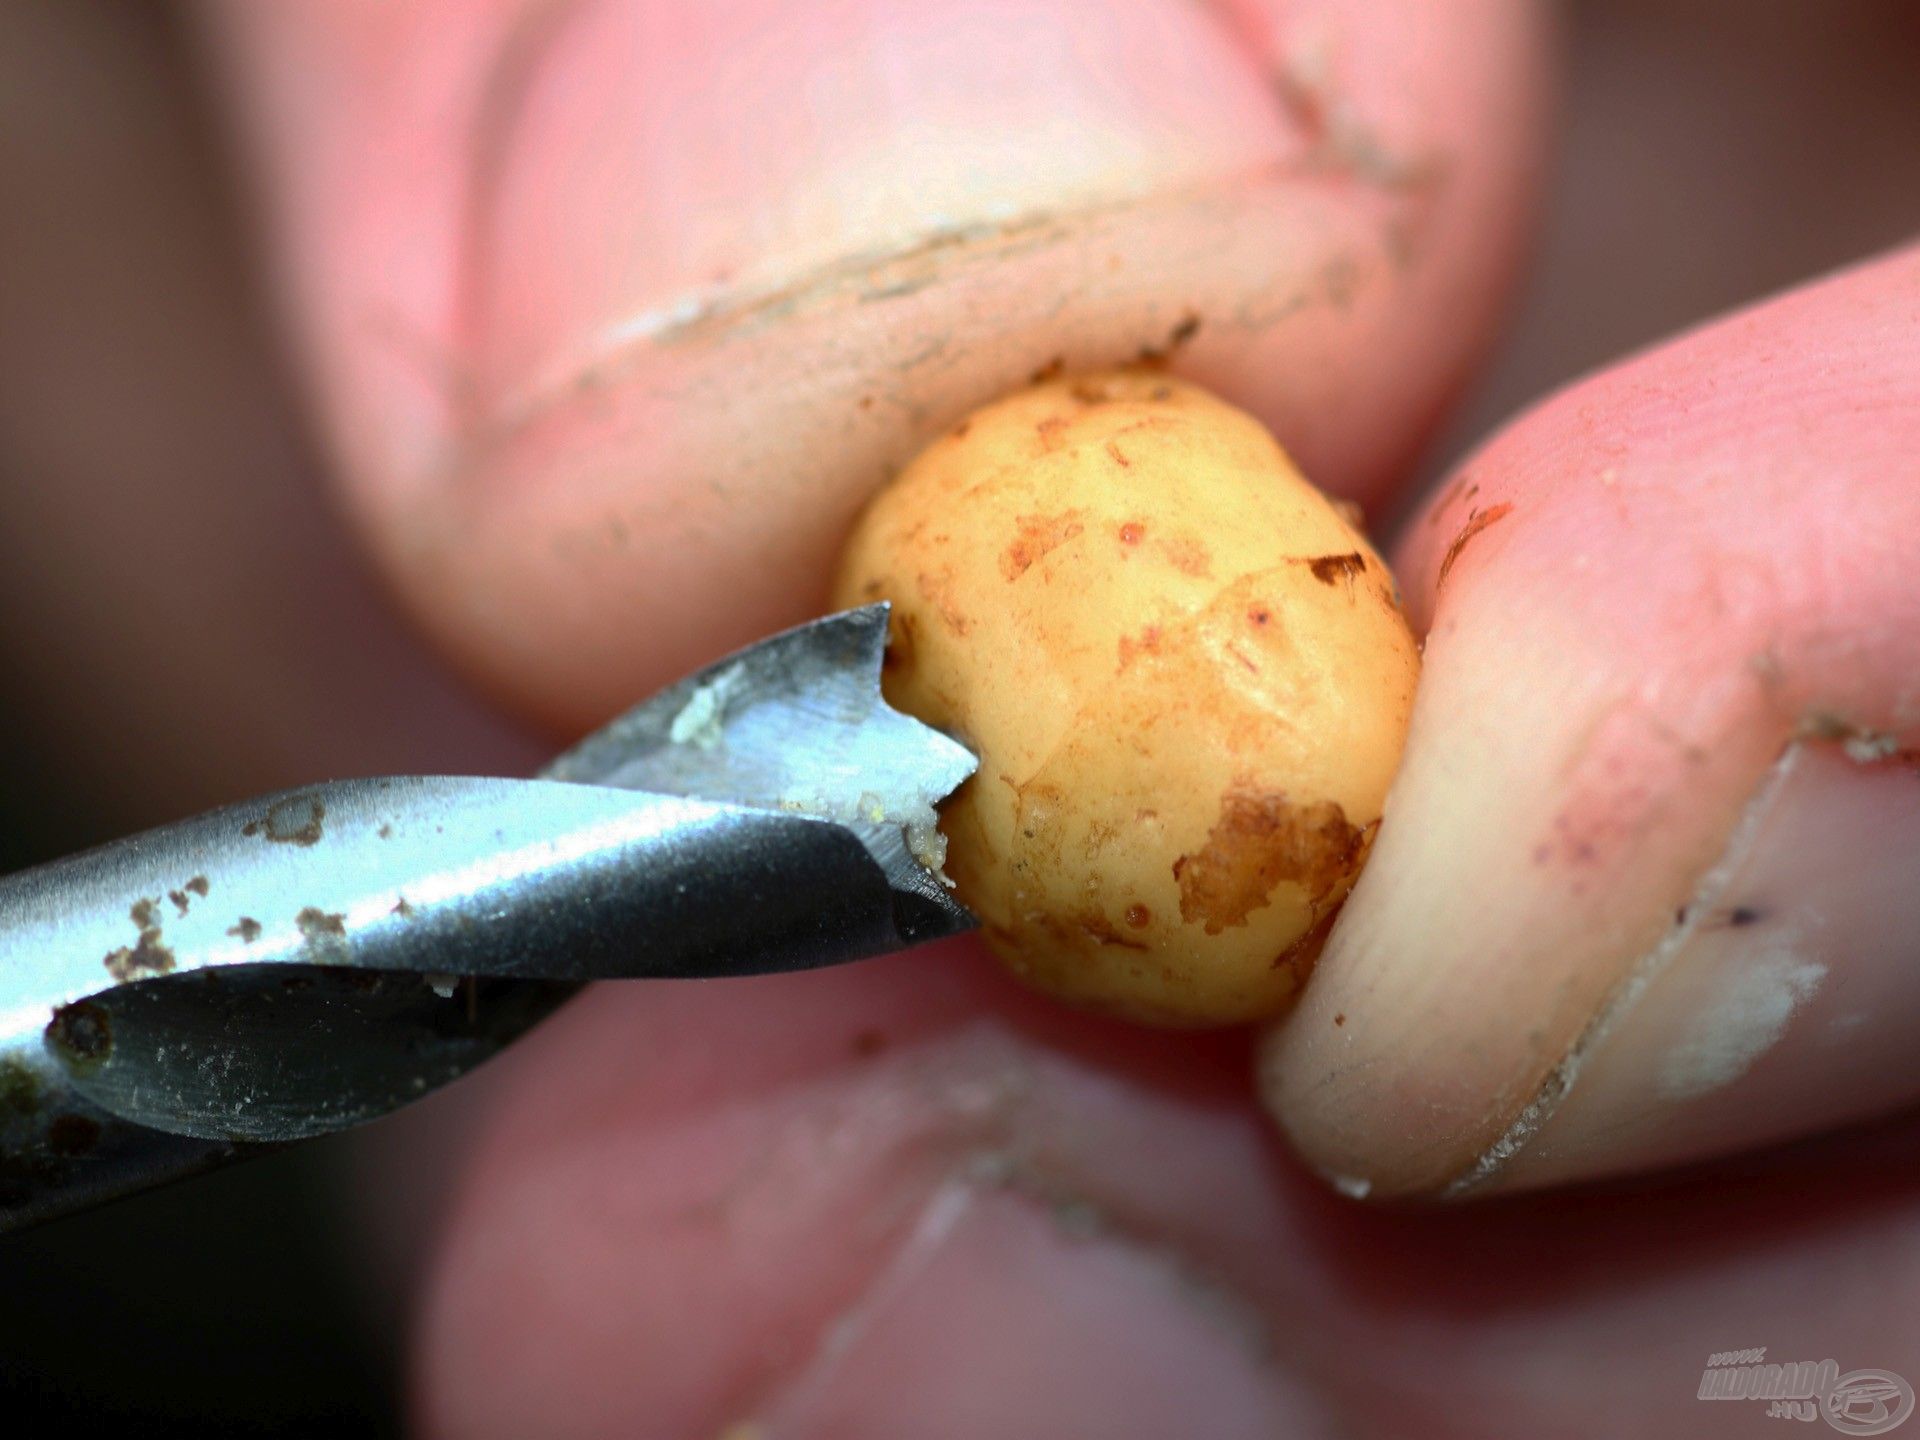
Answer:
[{"xmin": 1265, "ymin": 245, "xmax": 1920, "ymax": 1197}]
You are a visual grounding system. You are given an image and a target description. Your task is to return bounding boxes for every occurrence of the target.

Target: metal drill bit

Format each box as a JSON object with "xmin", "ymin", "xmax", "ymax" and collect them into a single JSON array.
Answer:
[{"xmin": 0, "ymin": 605, "xmax": 976, "ymax": 1231}]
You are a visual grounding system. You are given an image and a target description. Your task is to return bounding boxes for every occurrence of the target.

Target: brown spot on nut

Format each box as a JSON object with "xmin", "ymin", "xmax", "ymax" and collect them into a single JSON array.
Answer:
[
  {"xmin": 1124, "ymin": 904, "xmax": 1151, "ymax": 929},
  {"xmin": 1000, "ymin": 511, "xmax": 1086, "ymax": 582},
  {"xmin": 915, "ymin": 568, "xmax": 973, "ymax": 635},
  {"xmin": 1172, "ymin": 791, "xmax": 1368, "ymax": 934},
  {"xmin": 1159, "ymin": 537, "xmax": 1212, "ymax": 577},
  {"xmin": 1118, "ymin": 522, "xmax": 1145, "ymax": 546},
  {"xmin": 1106, "ymin": 440, "xmax": 1131, "ymax": 467},
  {"xmin": 1305, "ymin": 552, "xmax": 1366, "ymax": 586},
  {"xmin": 1116, "ymin": 625, "xmax": 1164, "ymax": 671}
]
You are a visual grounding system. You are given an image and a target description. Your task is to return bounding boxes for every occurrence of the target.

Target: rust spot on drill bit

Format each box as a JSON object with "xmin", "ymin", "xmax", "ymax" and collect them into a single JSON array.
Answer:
[
  {"xmin": 104, "ymin": 899, "xmax": 174, "ymax": 982},
  {"xmin": 243, "ymin": 793, "xmax": 326, "ymax": 846}
]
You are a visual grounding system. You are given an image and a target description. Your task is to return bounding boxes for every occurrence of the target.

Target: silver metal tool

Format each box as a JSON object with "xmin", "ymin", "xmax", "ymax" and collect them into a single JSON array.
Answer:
[{"xmin": 0, "ymin": 605, "xmax": 976, "ymax": 1231}]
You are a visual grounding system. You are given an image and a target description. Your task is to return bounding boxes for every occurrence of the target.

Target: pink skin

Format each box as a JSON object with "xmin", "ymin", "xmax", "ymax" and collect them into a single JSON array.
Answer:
[
  {"xmin": 410, "ymin": 957, "xmax": 1920, "ymax": 1439},
  {"xmin": 5, "ymin": 0, "xmax": 1917, "ymax": 1435},
  {"xmin": 209, "ymin": 0, "xmax": 1545, "ymax": 730},
  {"xmin": 1269, "ymin": 249, "xmax": 1920, "ymax": 1198}
]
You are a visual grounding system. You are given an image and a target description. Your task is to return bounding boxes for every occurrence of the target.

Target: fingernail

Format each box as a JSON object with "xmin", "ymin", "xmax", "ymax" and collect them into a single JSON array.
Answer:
[
  {"xmin": 1455, "ymin": 741, "xmax": 1920, "ymax": 1192},
  {"xmin": 749, "ymin": 1177, "xmax": 1325, "ymax": 1440}
]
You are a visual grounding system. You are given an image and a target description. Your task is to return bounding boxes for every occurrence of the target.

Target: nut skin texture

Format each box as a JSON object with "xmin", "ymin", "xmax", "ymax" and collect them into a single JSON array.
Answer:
[{"xmin": 833, "ymin": 370, "xmax": 1420, "ymax": 1026}]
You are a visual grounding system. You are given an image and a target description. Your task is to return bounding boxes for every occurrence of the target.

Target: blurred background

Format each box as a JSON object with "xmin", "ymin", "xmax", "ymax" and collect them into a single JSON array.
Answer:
[{"xmin": 1, "ymin": 0, "xmax": 1917, "ymax": 1431}]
